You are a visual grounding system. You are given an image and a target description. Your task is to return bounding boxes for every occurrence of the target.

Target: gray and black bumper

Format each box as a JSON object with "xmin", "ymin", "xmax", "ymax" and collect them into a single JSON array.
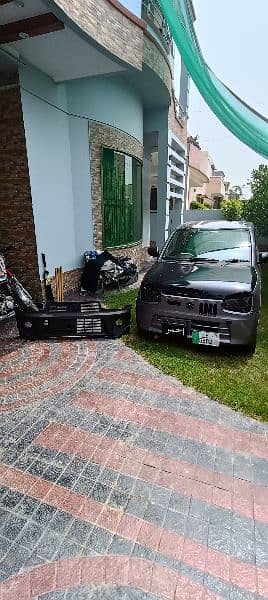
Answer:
[
  {"xmin": 16, "ymin": 301, "xmax": 131, "ymax": 340},
  {"xmin": 136, "ymin": 297, "xmax": 259, "ymax": 346}
]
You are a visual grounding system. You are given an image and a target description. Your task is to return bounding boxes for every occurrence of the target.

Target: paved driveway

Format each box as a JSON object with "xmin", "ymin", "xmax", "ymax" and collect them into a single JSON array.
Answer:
[{"xmin": 0, "ymin": 322, "xmax": 268, "ymax": 599}]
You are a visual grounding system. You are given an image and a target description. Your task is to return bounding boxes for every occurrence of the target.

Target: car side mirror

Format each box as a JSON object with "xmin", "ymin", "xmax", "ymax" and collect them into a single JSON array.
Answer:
[
  {"xmin": 259, "ymin": 251, "xmax": 268, "ymax": 263},
  {"xmin": 148, "ymin": 246, "xmax": 159, "ymax": 258}
]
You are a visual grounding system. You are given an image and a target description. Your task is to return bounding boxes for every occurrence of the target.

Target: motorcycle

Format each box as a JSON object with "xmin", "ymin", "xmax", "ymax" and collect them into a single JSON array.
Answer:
[
  {"xmin": 0, "ymin": 245, "xmax": 38, "ymax": 321},
  {"xmin": 81, "ymin": 250, "xmax": 138, "ymax": 295}
]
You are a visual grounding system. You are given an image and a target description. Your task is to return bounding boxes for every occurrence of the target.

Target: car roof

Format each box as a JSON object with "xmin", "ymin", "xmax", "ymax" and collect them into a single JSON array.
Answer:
[{"xmin": 178, "ymin": 220, "xmax": 254, "ymax": 231}]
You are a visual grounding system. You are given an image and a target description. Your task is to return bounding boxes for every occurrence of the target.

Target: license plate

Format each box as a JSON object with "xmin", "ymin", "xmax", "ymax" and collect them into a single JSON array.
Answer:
[
  {"xmin": 192, "ymin": 330, "xmax": 220, "ymax": 347},
  {"xmin": 167, "ymin": 327, "xmax": 184, "ymax": 335}
]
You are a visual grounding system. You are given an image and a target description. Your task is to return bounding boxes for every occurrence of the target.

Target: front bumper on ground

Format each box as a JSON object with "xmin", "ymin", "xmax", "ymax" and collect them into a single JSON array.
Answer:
[
  {"xmin": 136, "ymin": 298, "xmax": 259, "ymax": 346},
  {"xmin": 16, "ymin": 301, "xmax": 131, "ymax": 340}
]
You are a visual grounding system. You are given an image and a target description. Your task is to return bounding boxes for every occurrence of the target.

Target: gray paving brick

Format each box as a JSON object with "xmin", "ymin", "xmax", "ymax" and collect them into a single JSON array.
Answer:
[
  {"xmin": 1, "ymin": 513, "xmax": 27, "ymax": 541},
  {"xmin": 27, "ymin": 459, "xmax": 48, "ymax": 477},
  {"xmin": 86, "ymin": 526, "xmax": 113, "ymax": 553},
  {"xmin": 0, "ymin": 543, "xmax": 31, "ymax": 577},
  {"xmin": 208, "ymin": 524, "xmax": 231, "ymax": 554},
  {"xmin": 255, "ymin": 521, "xmax": 268, "ymax": 544},
  {"xmin": 57, "ymin": 469, "xmax": 78, "ymax": 489},
  {"xmin": 230, "ymin": 536, "xmax": 256, "ymax": 563},
  {"xmin": 132, "ymin": 543, "xmax": 156, "ymax": 562},
  {"xmin": 66, "ymin": 519, "xmax": 93, "ymax": 545},
  {"xmin": 83, "ymin": 463, "xmax": 102, "ymax": 480},
  {"xmin": 144, "ymin": 501, "xmax": 166, "ymax": 527},
  {"xmin": 33, "ymin": 503, "xmax": 57, "ymax": 526},
  {"xmin": 109, "ymin": 489, "xmax": 128, "ymax": 509},
  {"xmin": 98, "ymin": 467, "xmax": 119, "ymax": 487},
  {"xmin": 47, "ymin": 509, "xmax": 73, "ymax": 535},
  {"xmin": 17, "ymin": 521, "xmax": 43, "ymax": 550},
  {"xmin": 164, "ymin": 509, "xmax": 186, "ymax": 535},
  {"xmin": 73, "ymin": 476, "xmax": 94, "ymax": 496},
  {"xmin": 149, "ymin": 485, "xmax": 171, "ymax": 509},
  {"xmin": 0, "ymin": 490, "xmax": 24, "ymax": 510},
  {"xmin": 90, "ymin": 482, "xmax": 111, "ymax": 503},
  {"xmin": 0, "ymin": 536, "xmax": 9, "ymax": 559},
  {"xmin": 117, "ymin": 475, "xmax": 135, "ymax": 494},
  {"xmin": 125, "ymin": 496, "xmax": 148, "ymax": 518},
  {"xmin": 42, "ymin": 464, "xmax": 62, "ymax": 484},
  {"xmin": 255, "ymin": 542, "xmax": 268, "ymax": 567},
  {"xmin": 132, "ymin": 480, "xmax": 152, "ymax": 501},
  {"xmin": 108, "ymin": 534, "xmax": 134, "ymax": 555},
  {"xmin": 168, "ymin": 492, "xmax": 190, "ymax": 515},
  {"xmin": 185, "ymin": 517, "xmax": 209, "ymax": 545},
  {"xmin": 39, "ymin": 592, "xmax": 65, "ymax": 600},
  {"xmin": 35, "ymin": 530, "xmax": 62, "ymax": 559},
  {"xmin": 55, "ymin": 540, "xmax": 84, "ymax": 560}
]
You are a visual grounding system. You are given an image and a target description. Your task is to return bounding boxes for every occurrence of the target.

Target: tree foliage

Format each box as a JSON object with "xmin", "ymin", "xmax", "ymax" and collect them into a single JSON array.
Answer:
[
  {"xmin": 221, "ymin": 198, "xmax": 243, "ymax": 221},
  {"xmin": 190, "ymin": 200, "xmax": 208, "ymax": 210},
  {"xmin": 243, "ymin": 164, "xmax": 268, "ymax": 235}
]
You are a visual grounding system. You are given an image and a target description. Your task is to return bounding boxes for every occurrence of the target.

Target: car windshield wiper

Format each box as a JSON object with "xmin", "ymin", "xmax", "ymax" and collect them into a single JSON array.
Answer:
[
  {"xmin": 162, "ymin": 252, "xmax": 195, "ymax": 261},
  {"xmin": 194, "ymin": 258, "xmax": 220, "ymax": 263},
  {"xmin": 223, "ymin": 259, "xmax": 250, "ymax": 263}
]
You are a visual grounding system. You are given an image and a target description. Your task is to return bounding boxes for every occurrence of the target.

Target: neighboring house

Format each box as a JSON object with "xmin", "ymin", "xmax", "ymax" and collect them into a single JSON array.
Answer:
[
  {"xmin": 0, "ymin": 0, "xmax": 194, "ymax": 299},
  {"xmin": 186, "ymin": 140, "xmax": 227, "ymax": 210}
]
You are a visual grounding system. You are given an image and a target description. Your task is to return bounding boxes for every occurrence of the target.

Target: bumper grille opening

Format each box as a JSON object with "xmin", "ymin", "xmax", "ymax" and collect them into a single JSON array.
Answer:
[{"xmin": 76, "ymin": 317, "xmax": 102, "ymax": 335}]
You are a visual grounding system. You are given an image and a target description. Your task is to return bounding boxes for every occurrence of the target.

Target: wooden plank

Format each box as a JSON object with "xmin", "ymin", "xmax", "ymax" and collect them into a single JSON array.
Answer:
[{"xmin": 0, "ymin": 12, "xmax": 64, "ymax": 43}]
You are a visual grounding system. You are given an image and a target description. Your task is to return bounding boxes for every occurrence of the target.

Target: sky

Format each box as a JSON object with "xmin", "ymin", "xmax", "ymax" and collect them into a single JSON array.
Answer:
[{"xmin": 183, "ymin": 0, "xmax": 268, "ymax": 196}]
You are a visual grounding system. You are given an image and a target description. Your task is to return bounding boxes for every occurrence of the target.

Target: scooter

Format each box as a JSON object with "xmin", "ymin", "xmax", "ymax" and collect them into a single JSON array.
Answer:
[
  {"xmin": 81, "ymin": 250, "xmax": 138, "ymax": 295},
  {"xmin": 0, "ymin": 245, "xmax": 38, "ymax": 321}
]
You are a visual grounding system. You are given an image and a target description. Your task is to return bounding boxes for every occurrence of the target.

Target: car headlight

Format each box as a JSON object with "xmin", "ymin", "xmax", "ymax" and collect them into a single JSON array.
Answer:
[
  {"xmin": 223, "ymin": 292, "xmax": 253, "ymax": 313},
  {"xmin": 140, "ymin": 284, "xmax": 161, "ymax": 303}
]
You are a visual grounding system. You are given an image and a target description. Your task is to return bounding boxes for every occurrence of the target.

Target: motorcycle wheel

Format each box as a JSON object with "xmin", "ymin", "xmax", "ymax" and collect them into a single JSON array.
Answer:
[{"xmin": 9, "ymin": 277, "xmax": 39, "ymax": 312}]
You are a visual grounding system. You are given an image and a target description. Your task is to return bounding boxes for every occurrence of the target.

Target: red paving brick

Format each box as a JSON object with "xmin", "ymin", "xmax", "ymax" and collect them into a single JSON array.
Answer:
[
  {"xmin": 0, "ymin": 463, "xmax": 265, "ymax": 596},
  {"xmin": 55, "ymin": 558, "xmax": 81, "ymax": 590},
  {"xmin": 2, "ymin": 330, "xmax": 268, "ymax": 600},
  {"xmin": 230, "ymin": 560, "xmax": 257, "ymax": 593},
  {"xmin": 0, "ymin": 557, "xmax": 223, "ymax": 600},
  {"xmin": 36, "ymin": 422, "xmax": 266, "ymax": 521},
  {"xmin": 150, "ymin": 563, "xmax": 177, "ymax": 598},
  {"xmin": 74, "ymin": 389, "xmax": 268, "ymax": 460},
  {"xmin": 30, "ymin": 563, "xmax": 56, "ymax": 597}
]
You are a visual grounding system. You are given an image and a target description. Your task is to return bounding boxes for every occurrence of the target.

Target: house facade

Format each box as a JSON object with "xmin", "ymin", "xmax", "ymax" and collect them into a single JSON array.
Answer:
[
  {"xmin": 186, "ymin": 140, "xmax": 227, "ymax": 210},
  {"xmin": 0, "ymin": 0, "xmax": 193, "ymax": 299}
]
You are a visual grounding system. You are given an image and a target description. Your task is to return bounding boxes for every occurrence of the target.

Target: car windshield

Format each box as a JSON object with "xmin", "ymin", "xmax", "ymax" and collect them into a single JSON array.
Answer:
[{"xmin": 161, "ymin": 228, "xmax": 252, "ymax": 262}]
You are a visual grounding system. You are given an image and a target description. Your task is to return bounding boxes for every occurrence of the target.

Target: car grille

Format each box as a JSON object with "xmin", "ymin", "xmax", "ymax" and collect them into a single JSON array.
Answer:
[{"xmin": 199, "ymin": 302, "xmax": 217, "ymax": 317}]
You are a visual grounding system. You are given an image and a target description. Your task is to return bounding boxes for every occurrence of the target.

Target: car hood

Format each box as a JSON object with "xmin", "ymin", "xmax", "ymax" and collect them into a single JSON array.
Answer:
[{"xmin": 142, "ymin": 260, "xmax": 257, "ymax": 299}]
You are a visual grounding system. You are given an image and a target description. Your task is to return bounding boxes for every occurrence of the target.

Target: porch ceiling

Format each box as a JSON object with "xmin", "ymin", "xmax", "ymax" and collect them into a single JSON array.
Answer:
[
  {"xmin": 126, "ymin": 63, "xmax": 170, "ymax": 109},
  {"xmin": 0, "ymin": 0, "xmax": 124, "ymax": 82}
]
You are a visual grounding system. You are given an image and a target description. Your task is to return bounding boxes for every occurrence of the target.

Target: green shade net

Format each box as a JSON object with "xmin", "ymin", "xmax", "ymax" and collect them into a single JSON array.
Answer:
[{"xmin": 158, "ymin": 0, "xmax": 268, "ymax": 158}]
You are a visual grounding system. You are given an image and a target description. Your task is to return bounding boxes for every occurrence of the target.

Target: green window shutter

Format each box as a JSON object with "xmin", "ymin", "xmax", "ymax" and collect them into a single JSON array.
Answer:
[{"xmin": 102, "ymin": 148, "xmax": 142, "ymax": 247}]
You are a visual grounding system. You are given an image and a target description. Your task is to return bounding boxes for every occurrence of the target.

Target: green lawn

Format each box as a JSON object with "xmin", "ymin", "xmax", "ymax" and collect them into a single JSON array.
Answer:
[{"xmin": 105, "ymin": 265, "xmax": 268, "ymax": 421}]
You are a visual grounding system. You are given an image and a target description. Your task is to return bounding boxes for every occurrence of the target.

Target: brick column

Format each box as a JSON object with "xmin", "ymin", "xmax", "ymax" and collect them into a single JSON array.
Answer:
[{"xmin": 0, "ymin": 85, "xmax": 41, "ymax": 300}]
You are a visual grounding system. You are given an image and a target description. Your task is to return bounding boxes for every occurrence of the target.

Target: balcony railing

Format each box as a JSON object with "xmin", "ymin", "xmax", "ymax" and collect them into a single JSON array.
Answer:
[{"xmin": 142, "ymin": 0, "xmax": 172, "ymax": 52}]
